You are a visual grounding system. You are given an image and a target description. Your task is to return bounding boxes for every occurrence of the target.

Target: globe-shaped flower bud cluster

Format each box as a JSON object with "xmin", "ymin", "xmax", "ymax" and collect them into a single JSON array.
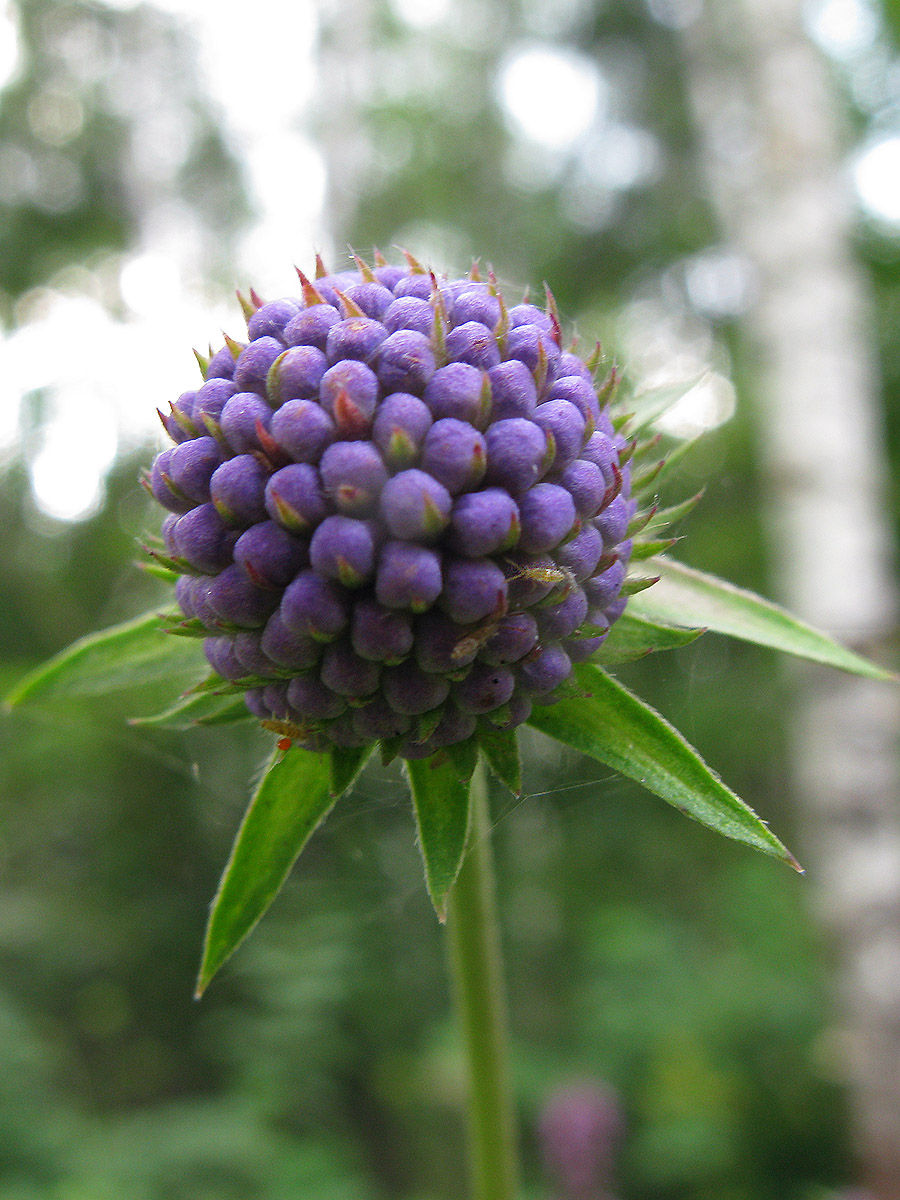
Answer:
[{"xmin": 147, "ymin": 255, "xmax": 636, "ymax": 759}]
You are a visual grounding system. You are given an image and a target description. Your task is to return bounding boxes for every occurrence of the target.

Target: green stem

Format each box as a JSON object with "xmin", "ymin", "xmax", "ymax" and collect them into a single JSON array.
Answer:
[{"xmin": 447, "ymin": 757, "xmax": 519, "ymax": 1200}]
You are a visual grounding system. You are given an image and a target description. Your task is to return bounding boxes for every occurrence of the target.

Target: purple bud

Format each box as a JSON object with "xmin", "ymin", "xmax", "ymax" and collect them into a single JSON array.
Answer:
[
  {"xmin": 265, "ymin": 463, "xmax": 327, "ymax": 533},
  {"xmin": 233, "ymin": 631, "xmax": 280, "ymax": 679},
  {"xmin": 372, "ymin": 392, "xmax": 433, "ymax": 470},
  {"xmin": 233, "ymin": 519, "xmax": 308, "ymax": 589},
  {"xmin": 429, "ymin": 705, "xmax": 478, "ymax": 749},
  {"xmin": 452, "ymin": 288, "xmax": 502, "ymax": 329},
  {"xmin": 187, "ymin": 577, "xmax": 223, "ymax": 629},
  {"xmin": 503, "ymin": 551, "xmax": 562, "ymax": 608},
  {"xmin": 194, "ymin": 377, "xmax": 238, "ymax": 425},
  {"xmin": 309, "ymin": 515, "xmax": 377, "ymax": 587},
  {"xmin": 518, "ymin": 483, "xmax": 577, "ymax": 553},
  {"xmin": 581, "ymin": 432, "xmax": 617, "ymax": 485},
  {"xmin": 383, "ymin": 295, "xmax": 434, "ymax": 336},
  {"xmin": 205, "ymin": 344, "xmax": 236, "ymax": 380},
  {"xmin": 206, "ymin": 564, "xmax": 279, "ymax": 628},
  {"xmin": 244, "ymin": 687, "xmax": 270, "ymax": 719},
  {"xmin": 508, "ymin": 303, "xmax": 554, "ymax": 333},
  {"xmin": 420, "ymin": 419, "xmax": 487, "ymax": 495},
  {"xmin": 595, "ymin": 494, "xmax": 630, "ymax": 546},
  {"xmin": 537, "ymin": 586, "xmax": 589, "ymax": 640},
  {"xmin": 260, "ymin": 610, "xmax": 322, "ymax": 670},
  {"xmin": 454, "ymin": 662, "xmax": 515, "ymax": 714},
  {"xmin": 448, "ymin": 488, "xmax": 520, "ymax": 557},
  {"xmin": 220, "ymin": 392, "xmax": 272, "ymax": 454},
  {"xmin": 286, "ymin": 673, "xmax": 347, "ymax": 720},
  {"xmin": 415, "ymin": 610, "xmax": 481, "ymax": 673},
  {"xmin": 519, "ymin": 642, "xmax": 572, "ymax": 694},
  {"xmin": 319, "ymin": 441, "xmax": 388, "ymax": 515},
  {"xmin": 424, "ymin": 363, "xmax": 490, "ymax": 427},
  {"xmin": 150, "ymin": 448, "xmax": 192, "ymax": 512},
  {"xmin": 284, "ymin": 304, "xmax": 341, "ymax": 350},
  {"xmin": 375, "ymin": 264, "xmax": 406, "ymax": 289},
  {"xmin": 584, "ymin": 561, "xmax": 626, "ymax": 610},
  {"xmin": 532, "ymin": 399, "xmax": 586, "ymax": 472},
  {"xmin": 234, "ymin": 336, "xmax": 285, "ymax": 394},
  {"xmin": 555, "ymin": 525, "xmax": 604, "ymax": 583},
  {"xmin": 507, "ymin": 322, "xmax": 561, "ymax": 381},
  {"xmin": 484, "ymin": 418, "xmax": 549, "ymax": 495},
  {"xmin": 392, "ymin": 273, "xmax": 434, "ymax": 301},
  {"xmin": 172, "ymin": 502, "xmax": 236, "ymax": 573},
  {"xmin": 262, "ymin": 682, "xmax": 291, "ymax": 720},
  {"xmin": 246, "ymin": 297, "xmax": 302, "ymax": 341},
  {"xmin": 320, "ymin": 640, "xmax": 381, "ymax": 697},
  {"xmin": 204, "ymin": 636, "xmax": 246, "ymax": 681},
  {"xmin": 319, "ymin": 360, "xmax": 379, "ymax": 434},
  {"xmin": 604, "ymin": 596, "xmax": 628, "ymax": 624},
  {"xmin": 560, "ymin": 459, "xmax": 607, "ymax": 519},
  {"xmin": 487, "ymin": 693, "xmax": 532, "ymax": 730},
  {"xmin": 376, "ymin": 329, "xmax": 436, "ymax": 394},
  {"xmin": 280, "ymin": 569, "xmax": 350, "ymax": 641},
  {"xmin": 342, "ymin": 280, "xmax": 395, "ymax": 320},
  {"xmin": 479, "ymin": 611, "xmax": 539, "ymax": 666},
  {"xmin": 445, "ymin": 320, "xmax": 501, "ymax": 371},
  {"xmin": 564, "ymin": 631, "xmax": 608, "ymax": 662},
  {"xmin": 439, "ymin": 557, "xmax": 507, "ymax": 624},
  {"xmin": 380, "ymin": 469, "xmax": 452, "ymax": 541},
  {"xmin": 325, "ymin": 316, "xmax": 389, "ymax": 364},
  {"xmin": 210, "ymin": 454, "xmax": 271, "ymax": 527},
  {"xmin": 556, "ymin": 352, "xmax": 594, "ymax": 383},
  {"xmin": 487, "ymin": 360, "xmax": 538, "ymax": 420},
  {"xmin": 382, "ymin": 660, "xmax": 450, "ymax": 715},
  {"xmin": 547, "ymin": 375, "xmax": 601, "ymax": 427},
  {"xmin": 326, "ymin": 712, "xmax": 370, "ymax": 748},
  {"xmin": 350, "ymin": 598, "xmax": 415, "ymax": 663},
  {"xmin": 270, "ymin": 399, "xmax": 336, "ymax": 463},
  {"xmin": 267, "ymin": 345, "xmax": 329, "ymax": 404},
  {"xmin": 376, "ymin": 540, "xmax": 443, "ymax": 612},
  {"xmin": 167, "ymin": 436, "xmax": 224, "ymax": 505},
  {"xmin": 352, "ymin": 697, "xmax": 412, "ymax": 740}
]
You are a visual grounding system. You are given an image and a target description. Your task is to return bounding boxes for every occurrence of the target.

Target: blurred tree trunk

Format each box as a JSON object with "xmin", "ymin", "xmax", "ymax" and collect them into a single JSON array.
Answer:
[{"xmin": 682, "ymin": 4, "xmax": 900, "ymax": 1196}]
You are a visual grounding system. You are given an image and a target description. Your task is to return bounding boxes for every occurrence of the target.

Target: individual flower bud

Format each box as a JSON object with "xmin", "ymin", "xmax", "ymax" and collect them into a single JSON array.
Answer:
[
  {"xmin": 265, "ymin": 463, "xmax": 327, "ymax": 533},
  {"xmin": 220, "ymin": 392, "xmax": 272, "ymax": 455},
  {"xmin": 445, "ymin": 320, "xmax": 502, "ymax": 371},
  {"xmin": 555, "ymin": 525, "xmax": 604, "ymax": 583},
  {"xmin": 518, "ymin": 483, "xmax": 577, "ymax": 553},
  {"xmin": 503, "ymin": 551, "xmax": 563, "ymax": 608},
  {"xmin": 547, "ymin": 375, "xmax": 601, "ymax": 427},
  {"xmin": 150, "ymin": 448, "xmax": 191, "ymax": 512},
  {"xmin": 233, "ymin": 631, "xmax": 280, "ymax": 679},
  {"xmin": 342, "ymin": 280, "xmax": 395, "ymax": 320},
  {"xmin": 376, "ymin": 540, "xmax": 443, "ymax": 612},
  {"xmin": 286, "ymin": 672, "xmax": 347, "ymax": 720},
  {"xmin": 206, "ymin": 564, "xmax": 280, "ymax": 628},
  {"xmin": 210, "ymin": 454, "xmax": 270, "ymax": 527},
  {"xmin": 484, "ymin": 418, "xmax": 549, "ymax": 494},
  {"xmin": 383, "ymin": 296, "xmax": 434, "ymax": 336},
  {"xmin": 234, "ymin": 336, "xmax": 284, "ymax": 394},
  {"xmin": 519, "ymin": 642, "xmax": 571, "ymax": 695},
  {"xmin": 284, "ymin": 303, "xmax": 341, "ymax": 350},
  {"xmin": 532, "ymin": 399, "xmax": 586, "ymax": 472},
  {"xmin": 372, "ymin": 393, "xmax": 433, "ymax": 470},
  {"xmin": 448, "ymin": 488, "xmax": 520, "ymax": 557},
  {"xmin": 581, "ymin": 432, "xmax": 618, "ymax": 485},
  {"xmin": 439, "ymin": 556, "xmax": 507, "ymax": 624},
  {"xmin": 233, "ymin": 519, "xmax": 309, "ymax": 589},
  {"xmin": 325, "ymin": 316, "xmax": 389, "ymax": 364},
  {"xmin": 382, "ymin": 660, "xmax": 450, "ymax": 715},
  {"xmin": 319, "ymin": 441, "xmax": 388, "ymax": 515},
  {"xmin": 204, "ymin": 636, "xmax": 246, "ymax": 681},
  {"xmin": 560, "ymin": 459, "xmax": 607, "ymax": 519},
  {"xmin": 309, "ymin": 515, "xmax": 378, "ymax": 587},
  {"xmin": 167, "ymin": 436, "xmax": 224, "ymax": 505},
  {"xmin": 487, "ymin": 360, "xmax": 537, "ymax": 420},
  {"xmin": 507, "ymin": 322, "xmax": 561, "ymax": 382},
  {"xmin": 270, "ymin": 399, "xmax": 336, "ymax": 463},
  {"xmin": 267, "ymin": 345, "xmax": 328, "ymax": 404},
  {"xmin": 454, "ymin": 662, "xmax": 516, "ymax": 714},
  {"xmin": 320, "ymin": 639, "xmax": 381, "ymax": 697},
  {"xmin": 319, "ymin": 360, "xmax": 379, "ymax": 434},
  {"xmin": 415, "ymin": 609, "xmax": 481, "ymax": 674},
  {"xmin": 173, "ymin": 502, "xmax": 236, "ymax": 574},
  {"xmin": 596, "ymin": 494, "xmax": 631, "ymax": 546},
  {"xmin": 420, "ymin": 419, "xmax": 487, "ymax": 495},
  {"xmin": 352, "ymin": 696, "xmax": 412, "ymax": 740},
  {"xmin": 508, "ymin": 302, "xmax": 555, "ymax": 333},
  {"xmin": 584, "ymin": 560, "xmax": 626, "ymax": 610},
  {"xmin": 376, "ymin": 329, "xmax": 436, "ymax": 394},
  {"xmin": 537, "ymin": 586, "xmax": 589, "ymax": 641},
  {"xmin": 193, "ymin": 377, "xmax": 237, "ymax": 425},
  {"xmin": 556, "ymin": 351, "xmax": 593, "ymax": 383},
  {"xmin": 380, "ymin": 469, "xmax": 452, "ymax": 541},
  {"xmin": 351, "ymin": 598, "xmax": 415, "ymax": 662},
  {"xmin": 280, "ymin": 570, "xmax": 350, "ymax": 642},
  {"xmin": 452, "ymin": 288, "xmax": 502, "ymax": 329},
  {"xmin": 205, "ymin": 344, "xmax": 236, "ymax": 380},
  {"xmin": 479, "ymin": 611, "xmax": 539, "ymax": 666},
  {"xmin": 424, "ymin": 362, "xmax": 490, "ymax": 426},
  {"xmin": 246, "ymin": 297, "xmax": 301, "ymax": 341},
  {"xmin": 260, "ymin": 610, "xmax": 322, "ymax": 671}
]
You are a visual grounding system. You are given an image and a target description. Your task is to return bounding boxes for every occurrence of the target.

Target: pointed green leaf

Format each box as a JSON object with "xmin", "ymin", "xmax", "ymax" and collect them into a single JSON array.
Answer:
[
  {"xmin": 630, "ymin": 559, "xmax": 894, "ymax": 681},
  {"xmin": 196, "ymin": 746, "xmax": 335, "ymax": 996},
  {"xmin": 624, "ymin": 375, "xmax": 706, "ymax": 432},
  {"xmin": 527, "ymin": 663, "xmax": 798, "ymax": 866},
  {"xmin": 406, "ymin": 753, "xmax": 473, "ymax": 921},
  {"xmin": 329, "ymin": 743, "xmax": 374, "ymax": 796},
  {"xmin": 478, "ymin": 726, "xmax": 522, "ymax": 795},
  {"xmin": 593, "ymin": 612, "xmax": 705, "ymax": 665},
  {"xmin": 6, "ymin": 612, "xmax": 205, "ymax": 709},
  {"xmin": 130, "ymin": 692, "xmax": 251, "ymax": 730}
]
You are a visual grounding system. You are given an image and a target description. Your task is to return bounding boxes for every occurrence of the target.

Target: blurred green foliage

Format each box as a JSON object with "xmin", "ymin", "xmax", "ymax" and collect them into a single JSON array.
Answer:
[{"xmin": 4, "ymin": 0, "xmax": 899, "ymax": 1195}]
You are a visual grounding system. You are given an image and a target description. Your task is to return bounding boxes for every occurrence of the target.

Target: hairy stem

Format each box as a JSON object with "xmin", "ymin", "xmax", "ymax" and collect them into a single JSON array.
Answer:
[{"xmin": 447, "ymin": 757, "xmax": 519, "ymax": 1200}]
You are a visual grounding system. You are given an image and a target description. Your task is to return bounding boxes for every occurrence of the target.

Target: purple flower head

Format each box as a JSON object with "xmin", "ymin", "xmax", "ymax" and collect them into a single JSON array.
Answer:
[{"xmin": 147, "ymin": 256, "xmax": 637, "ymax": 756}]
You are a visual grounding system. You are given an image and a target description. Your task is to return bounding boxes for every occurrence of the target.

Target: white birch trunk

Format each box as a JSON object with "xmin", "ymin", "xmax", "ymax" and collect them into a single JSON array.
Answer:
[{"xmin": 682, "ymin": 5, "xmax": 900, "ymax": 1195}]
